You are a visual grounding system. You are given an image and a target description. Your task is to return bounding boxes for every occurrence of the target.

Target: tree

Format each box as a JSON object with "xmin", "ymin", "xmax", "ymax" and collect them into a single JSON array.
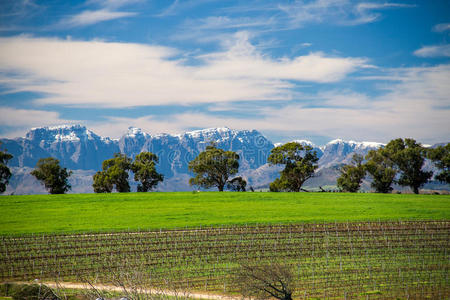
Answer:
[
  {"xmin": 0, "ymin": 143, "xmax": 13, "ymax": 193},
  {"xmin": 427, "ymin": 143, "xmax": 450, "ymax": 184},
  {"xmin": 384, "ymin": 138, "xmax": 432, "ymax": 194},
  {"xmin": 92, "ymin": 171, "xmax": 113, "ymax": 193},
  {"xmin": 188, "ymin": 144, "xmax": 240, "ymax": 191},
  {"xmin": 234, "ymin": 263, "xmax": 295, "ymax": 300},
  {"xmin": 227, "ymin": 176, "xmax": 247, "ymax": 191},
  {"xmin": 93, "ymin": 153, "xmax": 132, "ymax": 193},
  {"xmin": 268, "ymin": 142, "xmax": 318, "ymax": 192},
  {"xmin": 30, "ymin": 157, "xmax": 72, "ymax": 194},
  {"xmin": 131, "ymin": 152, "xmax": 163, "ymax": 192},
  {"xmin": 336, "ymin": 154, "xmax": 366, "ymax": 192},
  {"xmin": 365, "ymin": 149, "xmax": 397, "ymax": 193}
]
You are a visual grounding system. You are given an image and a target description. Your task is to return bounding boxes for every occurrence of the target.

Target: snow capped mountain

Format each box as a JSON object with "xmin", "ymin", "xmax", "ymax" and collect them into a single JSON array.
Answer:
[
  {"xmin": 319, "ymin": 138, "xmax": 383, "ymax": 169},
  {"xmin": 2, "ymin": 124, "xmax": 119, "ymax": 170},
  {"xmin": 2, "ymin": 125, "xmax": 445, "ymax": 194}
]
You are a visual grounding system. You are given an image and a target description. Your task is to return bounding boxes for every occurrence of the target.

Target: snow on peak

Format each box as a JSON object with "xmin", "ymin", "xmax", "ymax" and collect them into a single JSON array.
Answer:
[
  {"xmin": 26, "ymin": 124, "xmax": 101, "ymax": 142},
  {"xmin": 185, "ymin": 127, "xmax": 234, "ymax": 138},
  {"xmin": 326, "ymin": 139, "xmax": 384, "ymax": 149},
  {"xmin": 125, "ymin": 127, "xmax": 149, "ymax": 138}
]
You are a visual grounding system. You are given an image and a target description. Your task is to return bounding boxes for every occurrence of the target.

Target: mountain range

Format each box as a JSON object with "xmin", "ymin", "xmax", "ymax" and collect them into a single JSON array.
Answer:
[{"xmin": 0, "ymin": 125, "xmax": 446, "ymax": 194}]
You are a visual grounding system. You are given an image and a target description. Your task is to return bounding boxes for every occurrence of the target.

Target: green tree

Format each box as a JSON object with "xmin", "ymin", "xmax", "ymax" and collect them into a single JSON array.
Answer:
[
  {"xmin": 188, "ymin": 144, "xmax": 240, "ymax": 191},
  {"xmin": 365, "ymin": 149, "xmax": 397, "ymax": 193},
  {"xmin": 30, "ymin": 157, "xmax": 72, "ymax": 194},
  {"xmin": 92, "ymin": 171, "xmax": 113, "ymax": 193},
  {"xmin": 93, "ymin": 153, "xmax": 132, "ymax": 193},
  {"xmin": 227, "ymin": 176, "xmax": 247, "ymax": 191},
  {"xmin": 427, "ymin": 143, "xmax": 450, "ymax": 184},
  {"xmin": 336, "ymin": 154, "xmax": 366, "ymax": 192},
  {"xmin": 268, "ymin": 142, "xmax": 318, "ymax": 192},
  {"xmin": 131, "ymin": 152, "xmax": 164, "ymax": 192},
  {"xmin": 0, "ymin": 143, "xmax": 13, "ymax": 193},
  {"xmin": 385, "ymin": 138, "xmax": 432, "ymax": 194}
]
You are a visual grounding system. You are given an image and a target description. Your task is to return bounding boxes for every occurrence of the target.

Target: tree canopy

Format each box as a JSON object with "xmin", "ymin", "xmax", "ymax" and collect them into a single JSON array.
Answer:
[
  {"xmin": 0, "ymin": 143, "xmax": 13, "ymax": 193},
  {"xmin": 365, "ymin": 149, "xmax": 397, "ymax": 193},
  {"xmin": 188, "ymin": 144, "xmax": 240, "ymax": 191},
  {"xmin": 131, "ymin": 152, "xmax": 164, "ymax": 192},
  {"xmin": 427, "ymin": 143, "xmax": 450, "ymax": 184},
  {"xmin": 227, "ymin": 176, "xmax": 247, "ymax": 192},
  {"xmin": 384, "ymin": 138, "xmax": 432, "ymax": 194},
  {"xmin": 30, "ymin": 157, "xmax": 72, "ymax": 194},
  {"xmin": 336, "ymin": 154, "xmax": 366, "ymax": 193},
  {"xmin": 93, "ymin": 153, "xmax": 132, "ymax": 193},
  {"xmin": 268, "ymin": 142, "xmax": 318, "ymax": 192}
]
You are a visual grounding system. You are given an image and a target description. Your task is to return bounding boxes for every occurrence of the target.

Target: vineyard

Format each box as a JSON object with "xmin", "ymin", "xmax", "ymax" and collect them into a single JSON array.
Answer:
[{"xmin": 1, "ymin": 221, "xmax": 449, "ymax": 299}]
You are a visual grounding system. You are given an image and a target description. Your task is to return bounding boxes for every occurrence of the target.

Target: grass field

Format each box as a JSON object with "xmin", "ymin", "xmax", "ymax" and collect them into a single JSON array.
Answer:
[{"xmin": 0, "ymin": 192, "xmax": 449, "ymax": 234}]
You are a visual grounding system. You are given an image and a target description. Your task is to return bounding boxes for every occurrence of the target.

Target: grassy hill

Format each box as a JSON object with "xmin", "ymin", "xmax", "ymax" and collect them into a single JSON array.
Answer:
[{"xmin": 1, "ymin": 192, "xmax": 449, "ymax": 234}]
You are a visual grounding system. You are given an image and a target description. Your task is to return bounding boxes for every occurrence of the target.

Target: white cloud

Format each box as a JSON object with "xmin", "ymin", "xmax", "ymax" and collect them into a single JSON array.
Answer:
[
  {"xmin": 86, "ymin": 64, "xmax": 450, "ymax": 144},
  {"xmin": 59, "ymin": 9, "xmax": 136, "ymax": 27},
  {"xmin": 414, "ymin": 44, "xmax": 450, "ymax": 58},
  {"xmin": 0, "ymin": 35, "xmax": 367, "ymax": 107},
  {"xmin": 433, "ymin": 23, "xmax": 450, "ymax": 32}
]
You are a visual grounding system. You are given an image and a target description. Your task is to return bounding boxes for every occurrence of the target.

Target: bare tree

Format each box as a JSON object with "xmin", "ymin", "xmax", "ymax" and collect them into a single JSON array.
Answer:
[{"xmin": 234, "ymin": 263, "xmax": 295, "ymax": 300}]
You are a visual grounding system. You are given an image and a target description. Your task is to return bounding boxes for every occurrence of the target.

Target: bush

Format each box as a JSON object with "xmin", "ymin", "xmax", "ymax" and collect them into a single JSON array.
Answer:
[{"xmin": 11, "ymin": 284, "xmax": 58, "ymax": 300}]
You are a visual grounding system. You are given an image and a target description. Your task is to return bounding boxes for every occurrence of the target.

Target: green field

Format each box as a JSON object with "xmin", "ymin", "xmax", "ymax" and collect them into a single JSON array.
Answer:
[{"xmin": 0, "ymin": 192, "xmax": 449, "ymax": 234}]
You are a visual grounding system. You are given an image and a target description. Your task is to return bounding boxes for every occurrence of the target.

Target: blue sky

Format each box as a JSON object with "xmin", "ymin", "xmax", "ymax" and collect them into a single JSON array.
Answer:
[{"xmin": 0, "ymin": 0, "xmax": 449, "ymax": 145}]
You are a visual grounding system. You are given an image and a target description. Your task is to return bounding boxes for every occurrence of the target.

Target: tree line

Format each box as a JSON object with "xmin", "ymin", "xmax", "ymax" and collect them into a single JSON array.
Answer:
[{"xmin": 0, "ymin": 139, "xmax": 448, "ymax": 194}]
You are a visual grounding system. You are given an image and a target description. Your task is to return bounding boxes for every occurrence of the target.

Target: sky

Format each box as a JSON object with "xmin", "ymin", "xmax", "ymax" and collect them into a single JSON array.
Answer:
[{"xmin": 0, "ymin": 0, "xmax": 449, "ymax": 145}]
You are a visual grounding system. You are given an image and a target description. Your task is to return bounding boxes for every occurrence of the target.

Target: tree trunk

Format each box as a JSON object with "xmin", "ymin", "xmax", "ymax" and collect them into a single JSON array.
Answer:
[
  {"xmin": 413, "ymin": 186, "xmax": 419, "ymax": 194},
  {"xmin": 218, "ymin": 184, "xmax": 224, "ymax": 192}
]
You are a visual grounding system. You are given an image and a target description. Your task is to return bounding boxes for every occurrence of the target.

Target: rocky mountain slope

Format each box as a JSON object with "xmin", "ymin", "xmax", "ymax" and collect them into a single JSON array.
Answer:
[{"xmin": 0, "ymin": 125, "xmax": 446, "ymax": 194}]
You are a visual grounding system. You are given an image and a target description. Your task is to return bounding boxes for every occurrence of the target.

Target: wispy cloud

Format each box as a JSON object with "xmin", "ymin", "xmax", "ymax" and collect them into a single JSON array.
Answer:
[
  {"xmin": 89, "ymin": 0, "xmax": 144, "ymax": 9},
  {"xmin": 433, "ymin": 23, "xmax": 450, "ymax": 32},
  {"xmin": 156, "ymin": 0, "xmax": 219, "ymax": 17},
  {"xmin": 0, "ymin": 35, "xmax": 367, "ymax": 107},
  {"xmin": 56, "ymin": 0, "xmax": 140, "ymax": 28},
  {"xmin": 175, "ymin": 1, "xmax": 413, "ymax": 43},
  {"xmin": 278, "ymin": 0, "xmax": 413, "ymax": 27},
  {"xmin": 60, "ymin": 9, "xmax": 136, "ymax": 27},
  {"xmin": 414, "ymin": 44, "xmax": 450, "ymax": 58}
]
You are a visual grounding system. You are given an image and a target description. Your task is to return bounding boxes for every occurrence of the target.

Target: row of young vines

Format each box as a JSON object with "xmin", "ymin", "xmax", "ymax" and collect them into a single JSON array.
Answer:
[{"xmin": 1, "ymin": 221, "xmax": 449, "ymax": 299}]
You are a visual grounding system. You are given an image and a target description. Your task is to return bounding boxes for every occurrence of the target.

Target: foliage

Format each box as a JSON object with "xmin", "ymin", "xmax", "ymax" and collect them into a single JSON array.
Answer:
[
  {"xmin": 92, "ymin": 171, "xmax": 113, "ymax": 193},
  {"xmin": 93, "ymin": 153, "xmax": 132, "ymax": 193},
  {"xmin": 188, "ymin": 144, "xmax": 240, "ymax": 191},
  {"xmin": 0, "ymin": 143, "xmax": 13, "ymax": 193},
  {"xmin": 365, "ymin": 149, "xmax": 397, "ymax": 193},
  {"xmin": 235, "ymin": 263, "xmax": 295, "ymax": 300},
  {"xmin": 30, "ymin": 157, "xmax": 72, "ymax": 194},
  {"xmin": 226, "ymin": 176, "xmax": 247, "ymax": 191},
  {"xmin": 384, "ymin": 138, "xmax": 432, "ymax": 194},
  {"xmin": 268, "ymin": 142, "xmax": 318, "ymax": 192},
  {"xmin": 365, "ymin": 148, "xmax": 397, "ymax": 193},
  {"xmin": 11, "ymin": 284, "xmax": 58, "ymax": 300},
  {"xmin": 131, "ymin": 152, "xmax": 163, "ymax": 192},
  {"xmin": 337, "ymin": 154, "xmax": 366, "ymax": 192},
  {"xmin": 427, "ymin": 143, "xmax": 450, "ymax": 184}
]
